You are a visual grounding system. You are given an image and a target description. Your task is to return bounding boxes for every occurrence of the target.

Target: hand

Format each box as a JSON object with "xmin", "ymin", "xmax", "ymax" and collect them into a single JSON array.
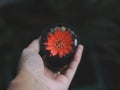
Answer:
[{"xmin": 8, "ymin": 39, "xmax": 84, "ymax": 90}]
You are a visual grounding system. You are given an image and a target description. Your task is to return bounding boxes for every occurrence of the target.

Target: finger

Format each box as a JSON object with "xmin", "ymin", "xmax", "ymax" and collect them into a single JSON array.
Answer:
[
  {"xmin": 64, "ymin": 45, "xmax": 84, "ymax": 82},
  {"xmin": 27, "ymin": 39, "xmax": 40, "ymax": 53}
]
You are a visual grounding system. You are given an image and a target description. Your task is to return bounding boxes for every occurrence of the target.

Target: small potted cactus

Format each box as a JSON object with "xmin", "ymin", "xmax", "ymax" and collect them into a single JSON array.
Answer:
[{"xmin": 40, "ymin": 24, "xmax": 80, "ymax": 72}]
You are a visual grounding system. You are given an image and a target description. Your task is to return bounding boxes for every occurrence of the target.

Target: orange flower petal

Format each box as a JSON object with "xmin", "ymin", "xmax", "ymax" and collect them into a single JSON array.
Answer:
[
  {"xmin": 46, "ymin": 47, "xmax": 54, "ymax": 50},
  {"xmin": 59, "ymin": 50, "xmax": 64, "ymax": 58},
  {"xmin": 55, "ymin": 29, "xmax": 62, "ymax": 38},
  {"xmin": 62, "ymin": 49, "xmax": 69, "ymax": 55},
  {"xmin": 51, "ymin": 49, "xmax": 58, "ymax": 56}
]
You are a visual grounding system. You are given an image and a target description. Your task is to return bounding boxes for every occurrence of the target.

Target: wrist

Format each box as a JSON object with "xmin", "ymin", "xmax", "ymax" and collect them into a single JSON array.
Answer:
[
  {"xmin": 8, "ymin": 69, "xmax": 48, "ymax": 90},
  {"xmin": 8, "ymin": 69, "xmax": 35, "ymax": 90}
]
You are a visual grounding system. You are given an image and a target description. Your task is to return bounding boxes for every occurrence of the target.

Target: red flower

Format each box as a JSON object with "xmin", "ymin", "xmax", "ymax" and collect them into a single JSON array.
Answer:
[{"xmin": 44, "ymin": 27, "xmax": 74, "ymax": 58}]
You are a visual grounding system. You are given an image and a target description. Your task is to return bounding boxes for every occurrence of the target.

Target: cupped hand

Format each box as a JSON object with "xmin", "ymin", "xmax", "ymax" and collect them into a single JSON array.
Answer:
[{"xmin": 8, "ymin": 39, "xmax": 83, "ymax": 90}]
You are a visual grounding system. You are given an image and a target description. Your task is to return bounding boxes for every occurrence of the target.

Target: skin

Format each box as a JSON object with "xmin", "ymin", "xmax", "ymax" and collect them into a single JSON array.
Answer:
[{"xmin": 8, "ymin": 38, "xmax": 84, "ymax": 90}]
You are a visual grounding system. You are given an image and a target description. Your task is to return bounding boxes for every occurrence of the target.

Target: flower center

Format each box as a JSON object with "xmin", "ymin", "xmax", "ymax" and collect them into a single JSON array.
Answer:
[{"xmin": 55, "ymin": 39, "xmax": 65, "ymax": 49}]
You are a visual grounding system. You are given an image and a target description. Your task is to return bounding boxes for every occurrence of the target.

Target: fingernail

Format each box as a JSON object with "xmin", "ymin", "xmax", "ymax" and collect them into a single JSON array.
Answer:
[{"xmin": 78, "ymin": 44, "xmax": 84, "ymax": 49}]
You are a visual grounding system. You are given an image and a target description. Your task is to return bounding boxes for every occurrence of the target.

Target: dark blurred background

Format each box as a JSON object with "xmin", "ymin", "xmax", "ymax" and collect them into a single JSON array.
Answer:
[{"xmin": 0, "ymin": 0, "xmax": 120, "ymax": 90}]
